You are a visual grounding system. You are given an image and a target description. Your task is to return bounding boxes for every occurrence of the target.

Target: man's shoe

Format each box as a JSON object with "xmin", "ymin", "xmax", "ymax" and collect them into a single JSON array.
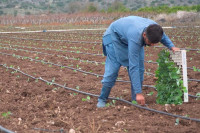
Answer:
[{"xmin": 97, "ymin": 101, "xmax": 106, "ymax": 108}]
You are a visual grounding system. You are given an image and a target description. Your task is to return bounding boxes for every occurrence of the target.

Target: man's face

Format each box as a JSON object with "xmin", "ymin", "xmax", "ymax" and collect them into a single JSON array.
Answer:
[{"xmin": 143, "ymin": 33, "xmax": 158, "ymax": 46}]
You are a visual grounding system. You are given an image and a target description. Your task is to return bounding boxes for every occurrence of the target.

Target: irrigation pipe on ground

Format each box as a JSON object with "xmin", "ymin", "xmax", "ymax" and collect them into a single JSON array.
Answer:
[
  {"xmin": 0, "ymin": 51, "xmax": 199, "ymax": 84},
  {"xmin": 0, "ymin": 51, "xmax": 199, "ymax": 99},
  {"xmin": 0, "ymin": 36, "xmax": 200, "ymax": 51},
  {"xmin": 0, "ymin": 64, "xmax": 200, "ymax": 123},
  {"xmin": 0, "ymin": 43, "xmax": 199, "ymax": 71},
  {"xmin": 0, "ymin": 125, "xmax": 15, "ymax": 133}
]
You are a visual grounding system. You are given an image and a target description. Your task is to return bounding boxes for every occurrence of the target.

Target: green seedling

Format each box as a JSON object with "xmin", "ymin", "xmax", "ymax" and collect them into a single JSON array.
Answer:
[
  {"xmin": 47, "ymin": 77, "xmax": 55, "ymax": 85},
  {"xmin": 1, "ymin": 111, "xmax": 12, "ymax": 118},
  {"xmin": 112, "ymin": 100, "xmax": 116, "ymax": 105},
  {"xmin": 76, "ymin": 65, "xmax": 81, "ymax": 69},
  {"xmin": 70, "ymin": 93, "xmax": 78, "ymax": 96},
  {"xmin": 193, "ymin": 66, "xmax": 200, "ymax": 72},
  {"xmin": 23, "ymin": 57, "xmax": 28, "ymax": 59},
  {"xmin": 11, "ymin": 71, "xmax": 17, "ymax": 74},
  {"xmin": 35, "ymin": 79, "xmax": 38, "ymax": 82},
  {"xmin": 60, "ymin": 65, "xmax": 65, "ymax": 69},
  {"xmin": 106, "ymin": 103, "xmax": 111, "ymax": 107},
  {"xmin": 76, "ymin": 86, "xmax": 80, "ymax": 90},
  {"xmin": 105, "ymin": 100, "xmax": 116, "ymax": 107},
  {"xmin": 131, "ymin": 100, "xmax": 137, "ymax": 104},
  {"xmin": 16, "ymin": 55, "xmax": 21, "ymax": 59},
  {"xmin": 82, "ymin": 96, "xmax": 91, "ymax": 101},
  {"xmin": 175, "ymin": 118, "xmax": 179, "ymax": 125},
  {"xmin": 147, "ymin": 91, "xmax": 154, "ymax": 96},
  {"xmin": 87, "ymin": 96, "xmax": 91, "ymax": 100},
  {"xmin": 52, "ymin": 77, "xmax": 55, "ymax": 83},
  {"xmin": 196, "ymin": 92, "xmax": 200, "ymax": 100},
  {"xmin": 184, "ymin": 114, "xmax": 189, "ymax": 117},
  {"xmin": 52, "ymin": 88, "xmax": 58, "ymax": 91}
]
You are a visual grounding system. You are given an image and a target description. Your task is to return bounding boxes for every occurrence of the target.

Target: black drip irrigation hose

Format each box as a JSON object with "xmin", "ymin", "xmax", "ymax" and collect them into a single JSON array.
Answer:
[
  {"xmin": 0, "ymin": 51, "xmax": 199, "ymax": 98},
  {"xmin": 1, "ymin": 51, "xmax": 200, "ymax": 83},
  {"xmin": 1, "ymin": 51, "xmax": 200, "ymax": 85},
  {"xmin": 3, "ymin": 31, "xmax": 200, "ymax": 39},
  {"xmin": 0, "ymin": 126, "xmax": 14, "ymax": 133},
  {"xmin": 0, "ymin": 43, "xmax": 103, "ymax": 56},
  {"xmin": 0, "ymin": 64, "xmax": 200, "ymax": 123},
  {"xmin": 1, "ymin": 44, "xmax": 154, "ymax": 66},
  {"xmin": 0, "ymin": 51, "xmax": 153, "ymax": 78},
  {"xmin": 0, "ymin": 36, "xmax": 101, "ymax": 45},
  {"xmin": 0, "ymin": 46, "xmax": 104, "ymax": 65},
  {"xmin": 0, "ymin": 43, "xmax": 199, "ymax": 72},
  {"xmin": 188, "ymin": 79, "xmax": 200, "ymax": 82},
  {"xmin": 0, "ymin": 36, "xmax": 200, "ymax": 51},
  {"xmin": 1, "ymin": 32, "xmax": 200, "ymax": 40},
  {"xmin": 0, "ymin": 46, "xmax": 162, "ymax": 69}
]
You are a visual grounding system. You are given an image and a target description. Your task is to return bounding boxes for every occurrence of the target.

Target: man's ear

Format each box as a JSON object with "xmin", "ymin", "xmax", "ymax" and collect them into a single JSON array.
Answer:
[{"xmin": 143, "ymin": 32, "xmax": 146, "ymax": 38}]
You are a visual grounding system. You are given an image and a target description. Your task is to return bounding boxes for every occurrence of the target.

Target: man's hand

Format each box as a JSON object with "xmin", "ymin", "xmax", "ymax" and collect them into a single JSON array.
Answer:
[
  {"xmin": 136, "ymin": 93, "xmax": 145, "ymax": 105},
  {"xmin": 171, "ymin": 47, "xmax": 180, "ymax": 52}
]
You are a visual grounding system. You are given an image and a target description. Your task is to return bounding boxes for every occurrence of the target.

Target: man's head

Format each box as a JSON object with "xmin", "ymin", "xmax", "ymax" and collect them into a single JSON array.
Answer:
[{"xmin": 143, "ymin": 24, "xmax": 163, "ymax": 46}]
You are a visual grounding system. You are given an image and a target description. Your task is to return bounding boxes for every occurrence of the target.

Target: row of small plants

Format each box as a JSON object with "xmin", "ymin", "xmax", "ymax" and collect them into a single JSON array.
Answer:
[
  {"xmin": 0, "ymin": 38, "xmax": 102, "ymax": 53},
  {"xmin": 1, "ymin": 42, "xmax": 199, "ymax": 73},
  {"xmin": 2, "ymin": 47, "xmax": 199, "ymax": 105},
  {"xmin": 8, "ymin": 42, "xmax": 200, "ymax": 86},
  {"xmin": 1, "ymin": 63, "xmax": 199, "ymax": 128}
]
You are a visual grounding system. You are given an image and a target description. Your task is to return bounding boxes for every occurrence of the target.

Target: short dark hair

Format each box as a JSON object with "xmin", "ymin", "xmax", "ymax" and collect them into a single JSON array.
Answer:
[{"xmin": 146, "ymin": 24, "xmax": 163, "ymax": 43}]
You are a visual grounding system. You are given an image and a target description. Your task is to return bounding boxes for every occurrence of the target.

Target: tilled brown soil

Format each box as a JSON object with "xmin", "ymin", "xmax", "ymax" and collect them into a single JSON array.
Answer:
[{"xmin": 0, "ymin": 28, "xmax": 200, "ymax": 133}]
